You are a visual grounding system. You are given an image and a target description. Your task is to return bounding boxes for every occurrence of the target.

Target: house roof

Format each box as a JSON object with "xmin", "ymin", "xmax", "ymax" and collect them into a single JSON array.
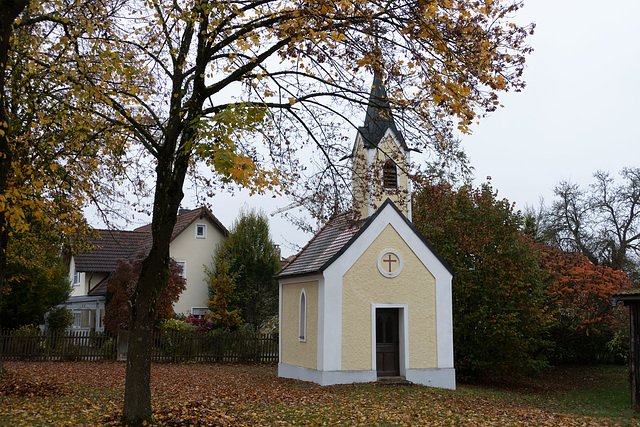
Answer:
[
  {"xmin": 74, "ymin": 206, "xmax": 227, "ymax": 273},
  {"xmin": 357, "ymin": 73, "xmax": 408, "ymax": 150},
  {"xmin": 133, "ymin": 206, "xmax": 228, "ymax": 239},
  {"xmin": 74, "ymin": 230, "xmax": 147, "ymax": 273},
  {"xmin": 276, "ymin": 199, "xmax": 454, "ymax": 279}
]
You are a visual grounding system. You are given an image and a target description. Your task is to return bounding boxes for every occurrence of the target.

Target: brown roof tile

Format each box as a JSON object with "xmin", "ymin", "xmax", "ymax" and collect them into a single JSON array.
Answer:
[
  {"xmin": 276, "ymin": 199, "xmax": 455, "ymax": 279},
  {"xmin": 74, "ymin": 230, "xmax": 148, "ymax": 272},
  {"xmin": 276, "ymin": 214, "xmax": 363, "ymax": 278},
  {"xmin": 75, "ymin": 206, "xmax": 228, "ymax": 274}
]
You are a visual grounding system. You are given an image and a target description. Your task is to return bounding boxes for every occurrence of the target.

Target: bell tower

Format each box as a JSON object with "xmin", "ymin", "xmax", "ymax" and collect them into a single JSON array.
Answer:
[{"xmin": 352, "ymin": 73, "xmax": 411, "ymax": 220}]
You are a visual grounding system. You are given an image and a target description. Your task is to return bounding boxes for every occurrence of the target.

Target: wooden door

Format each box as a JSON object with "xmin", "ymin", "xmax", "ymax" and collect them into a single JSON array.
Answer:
[{"xmin": 376, "ymin": 308, "xmax": 399, "ymax": 376}]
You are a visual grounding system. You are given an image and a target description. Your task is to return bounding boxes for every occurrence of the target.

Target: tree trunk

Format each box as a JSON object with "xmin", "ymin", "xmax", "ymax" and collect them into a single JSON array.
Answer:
[
  {"xmin": 121, "ymin": 152, "xmax": 188, "ymax": 425},
  {"xmin": 0, "ymin": 0, "xmax": 30, "ymax": 376}
]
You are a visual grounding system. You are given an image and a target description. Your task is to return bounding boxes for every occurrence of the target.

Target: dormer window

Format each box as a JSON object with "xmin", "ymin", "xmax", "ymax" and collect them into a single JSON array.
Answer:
[
  {"xmin": 382, "ymin": 158, "xmax": 397, "ymax": 189},
  {"xmin": 195, "ymin": 223, "xmax": 207, "ymax": 239}
]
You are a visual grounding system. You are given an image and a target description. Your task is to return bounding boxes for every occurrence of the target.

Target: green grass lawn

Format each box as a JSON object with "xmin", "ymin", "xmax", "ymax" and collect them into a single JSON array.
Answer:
[
  {"xmin": 456, "ymin": 365, "xmax": 637, "ymax": 424},
  {"xmin": 1, "ymin": 362, "xmax": 638, "ymax": 426}
]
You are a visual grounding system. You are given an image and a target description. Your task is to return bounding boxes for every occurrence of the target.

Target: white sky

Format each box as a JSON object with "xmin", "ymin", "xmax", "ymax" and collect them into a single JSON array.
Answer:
[
  {"xmin": 463, "ymin": 0, "xmax": 640, "ymax": 213},
  {"xmin": 90, "ymin": 0, "xmax": 640, "ymax": 258}
]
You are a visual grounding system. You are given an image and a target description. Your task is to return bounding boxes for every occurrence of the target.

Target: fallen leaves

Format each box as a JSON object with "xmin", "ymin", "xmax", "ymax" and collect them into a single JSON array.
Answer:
[
  {"xmin": 0, "ymin": 362, "xmax": 637, "ymax": 426},
  {"xmin": 0, "ymin": 374, "xmax": 71, "ymax": 398}
]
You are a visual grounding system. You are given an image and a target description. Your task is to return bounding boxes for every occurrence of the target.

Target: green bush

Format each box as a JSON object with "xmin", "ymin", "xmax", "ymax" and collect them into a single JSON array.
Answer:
[
  {"xmin": 158, "ymin": 318, "xmax": 195, "ymax": 333},
  {"xmin": 46, "ymin": 307, "xmax": 73, "ymax": 333}
]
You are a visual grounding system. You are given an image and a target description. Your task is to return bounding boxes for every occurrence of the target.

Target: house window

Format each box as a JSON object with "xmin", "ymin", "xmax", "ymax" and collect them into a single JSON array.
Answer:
[
  {"xmin": 72, "ymin": 311, "xmax": 90, "ymax": 329},
  {"xmin": 176, "ymin": 261, "xmax": 187, "ymax": 279},
  {"xmin": 191, "ymin": 307, "xmax": 208, "ymax": 319},
  {"xmin": 382, "ymin": 158, "xmax": 397, "ymax": 189},
  {"xmin": 195, "ymin": 223, "xmax": 207, "ymax": 239},
  {"xmin": 299, "ymin": 289, "xmax": 306, "ymax": 342},
  {"xmin": 72, "ymin": 271, "xmax": 81, "ymax": 287}
]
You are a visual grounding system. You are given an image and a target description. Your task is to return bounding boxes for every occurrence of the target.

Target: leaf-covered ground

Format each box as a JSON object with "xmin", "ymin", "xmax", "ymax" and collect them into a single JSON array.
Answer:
[{"xmin": 0, "ymin": 361, "xmax": 638, "ymax": 426}]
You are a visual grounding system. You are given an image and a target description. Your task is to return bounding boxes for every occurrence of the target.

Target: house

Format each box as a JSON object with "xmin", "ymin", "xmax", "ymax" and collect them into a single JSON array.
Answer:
[
  {"xmin": 65, "ymin": 207, "xmax": 228, "ymax": 332},
  {"xmin": 276, "ymin": 74, "xmax": 456, "ymax": 389}
]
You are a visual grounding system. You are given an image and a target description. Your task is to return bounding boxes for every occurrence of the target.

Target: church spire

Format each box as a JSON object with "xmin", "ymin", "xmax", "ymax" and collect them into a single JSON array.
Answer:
[
  {"xmin": 352, "ymin": 73, "xmax": 412, "ymax": 221},
  {"xmin": 358, "ymin": 72, "xmax": 407, "ymax": 150}
]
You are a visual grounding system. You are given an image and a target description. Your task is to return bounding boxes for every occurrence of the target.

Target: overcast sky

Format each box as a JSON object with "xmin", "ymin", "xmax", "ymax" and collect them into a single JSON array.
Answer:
[
  {"xmin": 463, "ymin": 0, "xmax": 640, "ymax": 213},
  {"xmin": 250, "ymin": 0, "xmax": 640, "ymax": 256},
  {"xmin": 95, "ymin": 0, "xmax": 640, "ymax": 258}
]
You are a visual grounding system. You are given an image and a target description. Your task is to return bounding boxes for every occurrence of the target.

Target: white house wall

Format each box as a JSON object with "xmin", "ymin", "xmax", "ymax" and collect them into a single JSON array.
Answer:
[
  {"xmin": 169, "ymin": 218, "xmax": 226, "ymax": 316},
  {"xmin": 68, "ymin": 257, "xmax": 109, "ymax": 297}
]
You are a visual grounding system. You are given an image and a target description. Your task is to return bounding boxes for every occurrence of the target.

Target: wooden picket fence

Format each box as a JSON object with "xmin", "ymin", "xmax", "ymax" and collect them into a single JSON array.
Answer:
[
  {"xmin": 0, "ymin": 329, "xmax": 278, "ymax": 363},
  {"xmin": 151, "ymin": 330, "xmax": 279, "ymax": 363},
  {"xmin": 0, "ymin": 329, "xmax": 117, "ymax": 361}
]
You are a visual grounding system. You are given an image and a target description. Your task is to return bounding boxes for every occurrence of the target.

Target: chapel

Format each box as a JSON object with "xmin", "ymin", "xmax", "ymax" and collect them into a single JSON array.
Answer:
[{"xmin": 276, "ymin": 74, "xmax": 456, "ymax": 389}]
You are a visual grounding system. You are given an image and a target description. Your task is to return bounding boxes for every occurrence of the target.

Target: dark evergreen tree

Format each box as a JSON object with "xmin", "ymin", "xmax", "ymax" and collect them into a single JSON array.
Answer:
[
  {"xmin": 211, "ymin": 210, "xmax": 280, "ymax": 332},
  {"xmin": 1, "ymin": 228, "xmax": 71, "ymax": 329}
]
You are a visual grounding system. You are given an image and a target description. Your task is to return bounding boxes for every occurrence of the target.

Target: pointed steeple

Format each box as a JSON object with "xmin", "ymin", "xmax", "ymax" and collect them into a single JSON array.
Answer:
[
  {"xmin": 358, "ymin": 72, "xmax": 407, "ymax": 150},
  {"xmin": 352, "ymin": 73, "xmax": 412, "ymax": 221}
]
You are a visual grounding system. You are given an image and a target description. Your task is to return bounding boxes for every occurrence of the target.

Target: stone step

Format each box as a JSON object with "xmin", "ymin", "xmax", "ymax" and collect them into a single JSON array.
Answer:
[{"xmin": 377, "ymin": 376, "xmax": 413, "ymax": 386}]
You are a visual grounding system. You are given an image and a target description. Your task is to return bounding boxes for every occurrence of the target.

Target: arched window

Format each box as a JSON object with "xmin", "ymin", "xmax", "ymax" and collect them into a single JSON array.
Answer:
[
  {"xmin": 382, "ymin": 158, "xmax": 397, "ymax": 189},
  {"xmin": 299, "ymin": 289, "xmax": 306, "ymax": 342}
]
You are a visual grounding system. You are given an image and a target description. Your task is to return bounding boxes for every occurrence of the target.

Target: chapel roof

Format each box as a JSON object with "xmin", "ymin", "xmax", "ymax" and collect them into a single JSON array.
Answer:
[
  {"xmin": 74, "ymin": 206, "xmax": 227, "ymax": 273},
  {"xmin": 276, "ymin": 214, "xmax": 364, "ymax": 279},
  {"xmin": 357, "ymin": 73, "xmax": 408, "ymax": 150},
  {"xmin": 276, "ymin": 199, "xmax": 455, "ymax": 279}
]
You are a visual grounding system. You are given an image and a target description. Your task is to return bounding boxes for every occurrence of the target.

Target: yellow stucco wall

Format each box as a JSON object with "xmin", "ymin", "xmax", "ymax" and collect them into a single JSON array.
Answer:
[
  {"xmin": 68, "ymin": 259, "xmax": 109, "ymax": 298},
  {"xmin": 280, "ymin": 280, "xmax": 318, "ymax": 369},
  {"xmin": 342, "ymin": 224, "xmax": 436, "ymax": 371},
  {"xmin": 352, "ymin": 140, "xmax": 370, "ymax": 220}
]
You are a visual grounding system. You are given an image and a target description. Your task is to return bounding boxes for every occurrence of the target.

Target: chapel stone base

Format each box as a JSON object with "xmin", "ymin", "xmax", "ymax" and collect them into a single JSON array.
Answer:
[{"xmin": 278, "ymin": 363, "xmax": 456, "ymax": 390}]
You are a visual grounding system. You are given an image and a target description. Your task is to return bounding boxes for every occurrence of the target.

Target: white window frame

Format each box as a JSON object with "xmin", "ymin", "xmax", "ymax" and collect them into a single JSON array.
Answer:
[
  {"xmin": 191, "ymin": 307, "xmax": 208, "ymax": 318},
  {"xmin": 72, "ymin": 311, "xmax": 82, "ymax": 328},
  {"xmin": 175, "ymin": 261, "xmax": 187, "ymax": 279},
  {"xmin": 72, "ymin": 271, "xmax": 81, "ymax": 287},
  {"xmin": 299, "ymin": 289, "xmax": 307, "ymax": 342},
  {"xmin": 195, "ymin": 223, "xmax": 207, "ymax": 239}
]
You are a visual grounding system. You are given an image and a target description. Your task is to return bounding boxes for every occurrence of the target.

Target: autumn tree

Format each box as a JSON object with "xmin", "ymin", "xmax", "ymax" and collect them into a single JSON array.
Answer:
[
  {"xmin": 210, "ymin": 210, "xmax": 280, "ymax": 332},
  {"xmin": 103, "ymin": 255, "xmax": 186, "ymax": 334},
  {"xmin": 413, "ymin": 179, "xmax": 547, "ymax": 381},
  {"xmin": 540, "ymin": 168, "xmax": 640, "ymax": 281},
  {"xmin": 0, "ymin": 0, "xmax": 140, "ymax": 375},
  {"xmin": 535, "ymin": 242, "xmax": 632, "ymax": 363},
  {"xmin": 71, "ymin": 0, "xmax": 535, "ymax": 422},
  {"xmin": 1, "ymin": 224, "xmax": 71, "ymax": 329},
  {"xmin": 205, "ymin": 259, "xmax": 242, "ymax": 329}
]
